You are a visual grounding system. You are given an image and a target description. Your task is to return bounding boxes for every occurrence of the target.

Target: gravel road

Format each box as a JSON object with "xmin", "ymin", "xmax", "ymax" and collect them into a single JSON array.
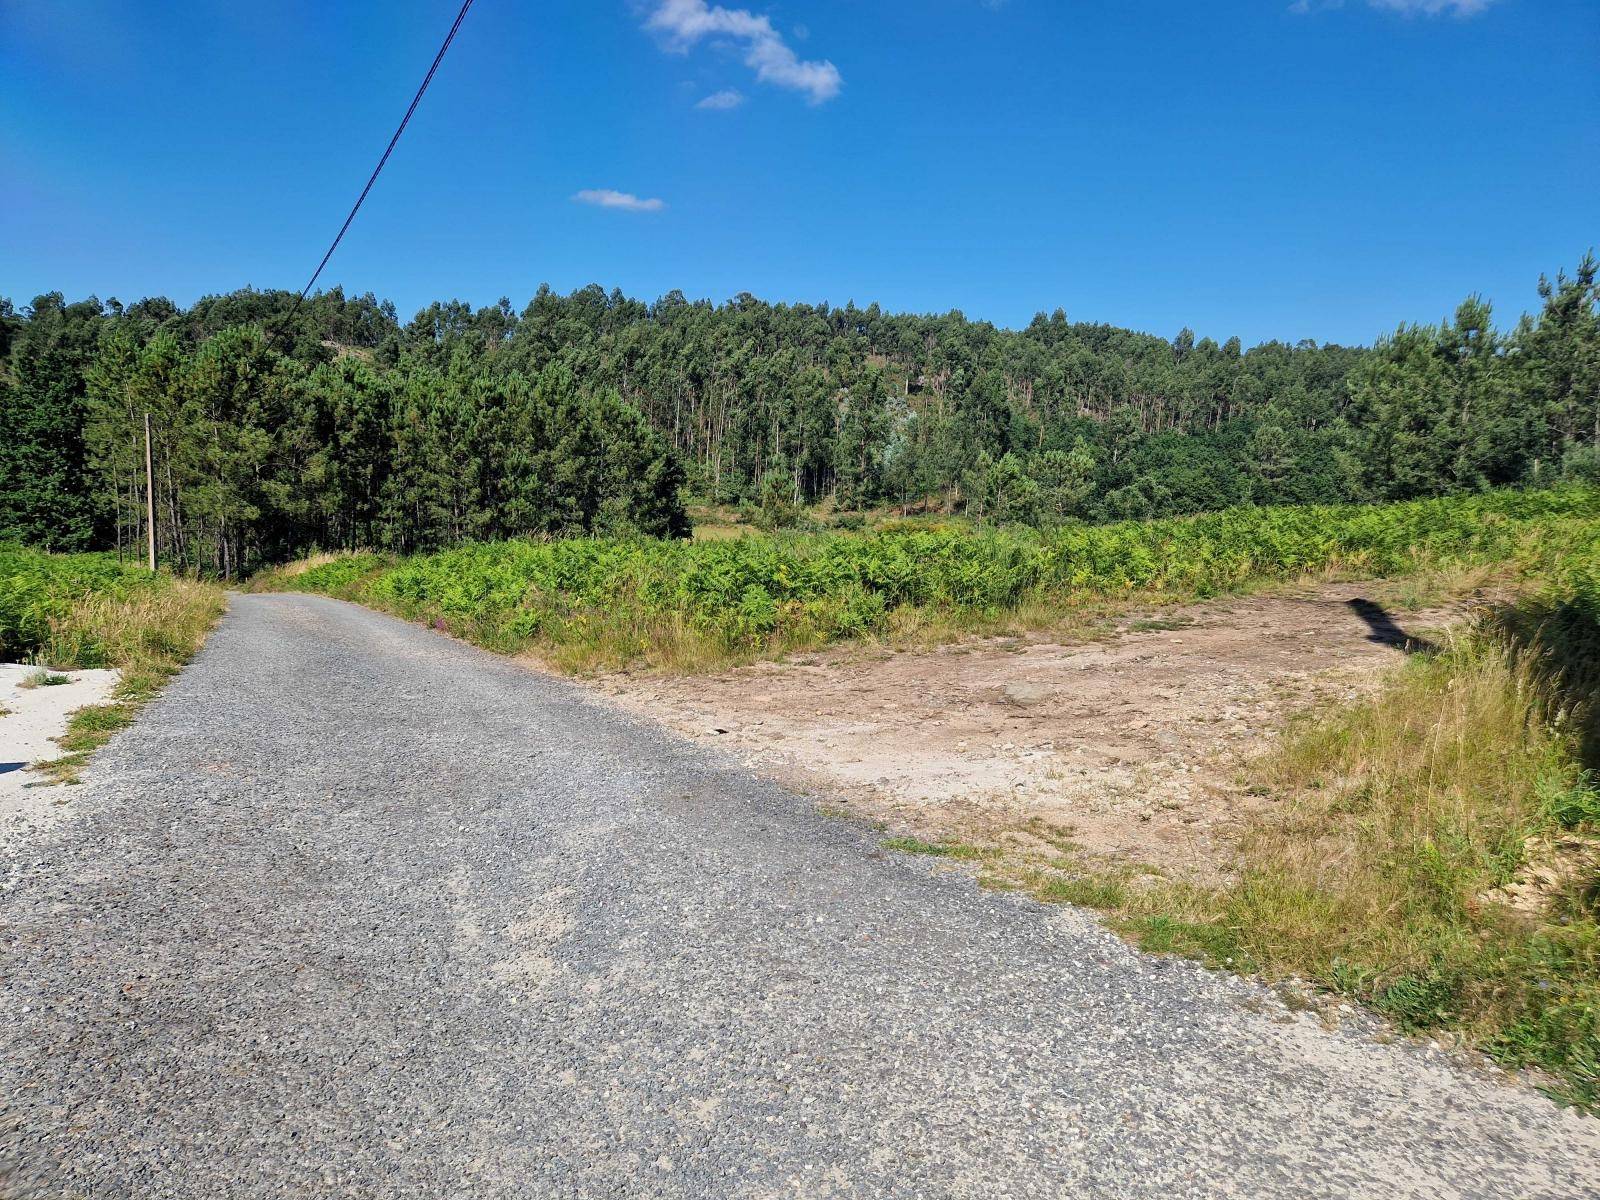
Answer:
[{"xmin": 3, "ymin": 593, "xmax": 1596, "ymax": 1198}]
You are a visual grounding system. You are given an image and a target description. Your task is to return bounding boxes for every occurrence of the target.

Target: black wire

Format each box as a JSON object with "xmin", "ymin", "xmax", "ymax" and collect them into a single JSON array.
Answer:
[{"xmin": 278, "ymin": 0, "xmax": 476, "ymax": 338}]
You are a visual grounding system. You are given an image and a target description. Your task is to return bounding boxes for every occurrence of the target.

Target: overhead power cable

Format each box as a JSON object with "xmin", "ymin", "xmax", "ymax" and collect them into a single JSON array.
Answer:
[{"xmin": 279, "ymin": 0, "xmax": 477, "ymax": 334}]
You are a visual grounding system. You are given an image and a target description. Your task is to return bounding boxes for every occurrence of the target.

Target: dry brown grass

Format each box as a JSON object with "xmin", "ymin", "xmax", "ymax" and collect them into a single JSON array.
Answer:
[
  {"xmin": 532, "ymin": 593, "xmax": 1133, "ymax": 676},
  {"xmin": 47, "ymin": 580, "xmax": 225, "ymax": 675},
  {"xmin": 272, "ymin": 551, "xmax": 346, "ymax": 579},
  {"xmin": 30, "ymin": 578, "xmax": 226, "ymax": 784},
  {"xmin": 529, "ymin": 611, "xmax": 755, "ymax": 676},
  {"xmin": 1205, "ymin": 634, "xmax": 1598, "ymax": 1105},
  {"xmin": 1232, "ymin": 637, "xmax": 1567, "ymax": 960}
]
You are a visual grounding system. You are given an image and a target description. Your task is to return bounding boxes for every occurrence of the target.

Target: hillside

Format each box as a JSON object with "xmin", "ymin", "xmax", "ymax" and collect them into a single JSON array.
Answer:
[{"xmin": 2, "ymin": 255, "xmax": 1596, "ymax": 575}]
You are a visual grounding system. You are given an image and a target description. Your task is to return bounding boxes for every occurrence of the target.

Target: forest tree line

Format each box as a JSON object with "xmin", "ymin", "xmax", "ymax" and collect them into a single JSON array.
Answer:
[{"xmin": 0, "ymin": 255, "xmax": 1596, "ymax": 575}]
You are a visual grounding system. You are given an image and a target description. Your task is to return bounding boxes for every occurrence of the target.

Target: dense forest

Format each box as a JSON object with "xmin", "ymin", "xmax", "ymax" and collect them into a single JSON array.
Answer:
[{"xmin": 1, "ymin": 255, "xmax": 1596, "ymax": 576}]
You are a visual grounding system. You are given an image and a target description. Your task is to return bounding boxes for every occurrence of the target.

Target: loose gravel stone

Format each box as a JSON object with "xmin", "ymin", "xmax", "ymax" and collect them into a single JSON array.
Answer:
[{"xmin": 1, "ymin": 593, "xmax": 1596, "ymax": 1198}]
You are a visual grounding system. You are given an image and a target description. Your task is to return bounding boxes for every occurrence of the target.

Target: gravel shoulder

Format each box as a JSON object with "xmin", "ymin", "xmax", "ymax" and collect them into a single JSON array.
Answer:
[
  {"xmin": 0, "ymin": 662, "xmax": 120, "ymax": 847},
  {"xmin": 2, "ymin": 592, "xmax": 1595, "ymax": 1198}
]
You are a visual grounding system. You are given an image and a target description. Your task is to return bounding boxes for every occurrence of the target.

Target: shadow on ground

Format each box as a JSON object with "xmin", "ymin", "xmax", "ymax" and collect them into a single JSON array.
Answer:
[{"xmin": 1347, "ymin": 599, "xmax": 1439, "ymax": 655}]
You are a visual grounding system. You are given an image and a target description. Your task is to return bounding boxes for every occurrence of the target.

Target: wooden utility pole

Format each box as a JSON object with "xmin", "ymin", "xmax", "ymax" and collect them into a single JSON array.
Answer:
[{"xmin": 144, "ymin": 411, "xmax": 157, "ymax": 571}]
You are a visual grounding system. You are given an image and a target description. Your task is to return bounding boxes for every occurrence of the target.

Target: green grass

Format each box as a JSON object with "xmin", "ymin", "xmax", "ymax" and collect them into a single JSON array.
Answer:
[
  {"xmin": 1543, "ymin": 773, "xmax": 1600, "ymax": 828},
  {"xmin": 28, "ymin": 701, "xmax": 141, "ymax": 785},
  {"xmin": 880, "ymin": 836, "xmax": 987, "ymax": 860},
  {"xmin": 2, "ymin": 546, "xmax": 226, "ymax": 784},
  {"xmin": 256, "ymin": 487, "xmax": 1600, "ymax": 674},
  {"xmin": 18, "ymin": 668, "xmax": 70, "ymax": 688}
]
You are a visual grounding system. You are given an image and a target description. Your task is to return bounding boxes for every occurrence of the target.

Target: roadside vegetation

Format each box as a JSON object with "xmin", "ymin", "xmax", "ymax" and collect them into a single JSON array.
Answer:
[
  {"xmin": 253, "ymin": 490, "xmax": 1600, "ymax": 1103},
  {"xmin": 1, "ymin": 546, "xmax": 225, "ymax": 782},
  {"xmin": 256, "ymin": 487, "xmax": 1599, "ymax": 673}
]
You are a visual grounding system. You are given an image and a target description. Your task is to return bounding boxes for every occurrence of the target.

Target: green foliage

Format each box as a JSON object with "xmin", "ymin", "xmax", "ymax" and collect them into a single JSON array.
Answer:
[
  {"xmin": 1348, "ymin": 262, "xmax": 1600, "ymax": 506},
  {"xmin": 69, "ymin": 326, "xmax": 690, "ymax": 578},
  {"xmin": 266, "ymin": 487, "xmax": 1600, "ymax": 671},
  {"xmin": 1031, "ymin": 438, "xmax": 1097, "ymax": 524},
  {"xmin": 880, "ymin": 836, "xmax": 985, "ymax": 860},
  {"xmin": 963, "ymin": 452, "xmax": 1040, "ymax": 526},
  {"xmin": 1487, "ymin": 549, "xmax": 1600, "ymax": 764},
  {"xmin": 1128, "ymin": 915, "xmax": 1248, "ymax": 966},
  {"xmin": 19, "ymin": 668, "xmax": 71, "ymax": 688},
  {"xmin": 743, "ymin": 471, "xmax": 806, "ymax": 531},
  {"xmin": 1, "ymin": 550, "xmax": 225, "ymax": 787},
  {"xmin": 1371, "ymin": 968, "xmax": 1460, "ymax": 1031},
  {"xmin": 0, "ymin": 546, "xmax": 158, "ymax": 662},
  {"xmin": 0, "ymin": 294, "xmax": 104, "ymax": 549},
  {"xmin": 292, "ymin": 554, "xmax": 392, "ymax": 598},
  {"xmin": 1037, "ymin": 874, "xmax": 1136, "ymax": 911},
  {"xmin": 56, "ymin": 700, "xmax": 137, "ymax": 750},
  {"xmin": 4, "ymin": 254, "xmax": 1594, "ymax": 570},
  {"xmin": 1563, "ymin": 444, "xmax": 1600, "ymax": 487},
  {"xmin": 1541, "ymin": 773, "xmax": 1600, "ymax": 830}
]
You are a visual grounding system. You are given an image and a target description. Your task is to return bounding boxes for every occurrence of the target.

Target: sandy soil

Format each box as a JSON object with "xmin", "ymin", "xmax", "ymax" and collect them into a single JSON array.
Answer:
[
  {"xmin": 593, "ymin": 583, "xmax": 1473, "ymax": 882},
  {"xmin": 0, "ymin": 662, "xmax": 119, "ymax": 845}
]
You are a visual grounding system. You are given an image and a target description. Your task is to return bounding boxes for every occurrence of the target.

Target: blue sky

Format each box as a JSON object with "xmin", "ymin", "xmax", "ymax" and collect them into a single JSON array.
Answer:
[{"xmin": 3, "ymin": 0, "xmax": 1596, "ymax": 346}]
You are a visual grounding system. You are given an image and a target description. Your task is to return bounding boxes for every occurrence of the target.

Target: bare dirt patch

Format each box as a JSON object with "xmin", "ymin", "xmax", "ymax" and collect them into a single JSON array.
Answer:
[
  {"xmin": 1484, "ymin": 833, "xmax": 1600, "ymax": 918},
  {"xmin": 592, "ymin": 583, "xmax": 1475, "ymax": 883}
]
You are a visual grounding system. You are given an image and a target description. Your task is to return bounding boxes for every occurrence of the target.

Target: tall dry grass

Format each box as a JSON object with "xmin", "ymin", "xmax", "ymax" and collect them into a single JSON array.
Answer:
[
  {"xmin": 46, "ymin": 580, "xmax": 225, "ymax": 681},
  {"xmin": 1092, "ymin": 616, "xmax": 1600, "ymax": 1108},
  {"xmin": 30, "ymin": 577, "xmax": 226, "ymax": 783}
]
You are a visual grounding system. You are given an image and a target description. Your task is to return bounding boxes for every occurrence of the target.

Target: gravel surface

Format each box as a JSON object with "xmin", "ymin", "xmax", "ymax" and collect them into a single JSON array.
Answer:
[{"xmin": 2, "ymin": 593, "xmax": 1596, "ymax": 1198}]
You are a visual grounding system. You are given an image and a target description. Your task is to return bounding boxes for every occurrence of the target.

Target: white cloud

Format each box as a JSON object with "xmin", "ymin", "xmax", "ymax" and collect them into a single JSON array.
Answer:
[
  {"xmin": 1368, "ymin": 0, "xmax": 1495, "ymax": 13},
  {"xmin": 696, "ymin": 88, "xmax": 746, "ymax": 110},
  {"xmin": 572, "ymin": 189, "xmax": 666, "ymax": 213},
  {"xmin": 644, "ymin": 1, "xmax": 843, "ymax": 105},
  {"xmin": 1290, "ymin": 0, "xmax": 1496, "ymax": 14}
]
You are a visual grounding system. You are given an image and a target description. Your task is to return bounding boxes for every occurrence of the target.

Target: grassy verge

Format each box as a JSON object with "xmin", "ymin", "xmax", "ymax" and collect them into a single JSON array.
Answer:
[
  {"xmin": 253, "ymin": 487, "xmax": 1600, "ymax": 674},
  {"xmin": 2, "ymin": 547, "xmax": 226, "ymax": 784},
  {"xmin": 897, "ymin": 574, "xmax": 1600, "ymax": 1110}
]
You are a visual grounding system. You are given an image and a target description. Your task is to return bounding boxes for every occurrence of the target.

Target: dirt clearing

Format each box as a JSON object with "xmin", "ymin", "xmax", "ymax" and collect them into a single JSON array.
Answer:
[{"xmin": 593, "ymin": 582, "xmax": 1476, "ymax": 883}]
